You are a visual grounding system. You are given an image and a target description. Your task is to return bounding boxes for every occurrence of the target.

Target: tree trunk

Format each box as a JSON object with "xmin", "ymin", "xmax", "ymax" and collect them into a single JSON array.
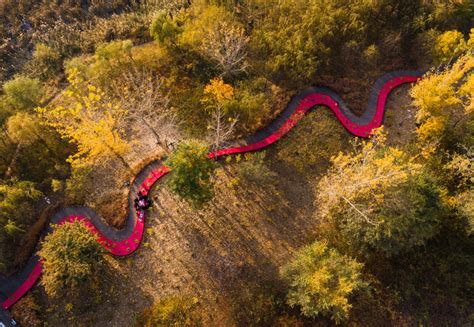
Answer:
[{"xmin": 215, "ymin": 108, "xmax": 222, "ymax": 151}]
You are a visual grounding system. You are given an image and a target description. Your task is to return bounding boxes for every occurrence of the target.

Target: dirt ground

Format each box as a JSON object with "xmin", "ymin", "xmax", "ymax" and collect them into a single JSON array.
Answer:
[
  {"xmin": 383, "ymin": 84, "xmax": 418, "ymax": 146},
  {"xmin": 36, "ymin": 84, "xmax": 418, "ymax": 327}
]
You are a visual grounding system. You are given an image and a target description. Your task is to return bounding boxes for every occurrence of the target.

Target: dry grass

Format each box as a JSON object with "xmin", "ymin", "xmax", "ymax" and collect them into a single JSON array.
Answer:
[{"xmin": 10, "ymin": 294, "xmax": 42, "ymax": 326}]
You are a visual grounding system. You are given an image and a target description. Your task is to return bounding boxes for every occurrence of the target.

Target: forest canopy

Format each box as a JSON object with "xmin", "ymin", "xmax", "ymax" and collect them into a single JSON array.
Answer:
[{"xmin": 0, "ymin": 0, "xmax": 472, "ymax": 325}]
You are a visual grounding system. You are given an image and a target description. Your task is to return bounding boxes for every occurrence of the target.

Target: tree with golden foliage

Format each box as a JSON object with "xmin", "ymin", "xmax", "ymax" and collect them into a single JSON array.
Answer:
[
  {"xmin": 317, "ymin": 129, "xmax": 444, "ymax": 256},
  {"xmin": 434, "ymin": 28, "xmax": 473, "ymax": 62},
  {"xmin": 281, "ymin": 241, "xmax": 366, "ymax": 323},
  {"xmin": 202, "ymin": 77, "xmax": 238, "ymax": 151},
  {"xmin": 411, "ymin": 51, "xmax": 473, "ymax": 158},
  {"xmin": 36, "ymin": 68, "xmax": 131, "ymax": 170},
  {"xmin": 412, "ymin": 51, "xmax": 474, "ymax": 233}
]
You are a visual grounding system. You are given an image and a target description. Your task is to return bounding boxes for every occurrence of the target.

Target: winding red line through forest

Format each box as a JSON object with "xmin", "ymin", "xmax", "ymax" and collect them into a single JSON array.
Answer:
[{"xmin": 0, "ymin": 71, "xmax": 422, "ymax": 317}]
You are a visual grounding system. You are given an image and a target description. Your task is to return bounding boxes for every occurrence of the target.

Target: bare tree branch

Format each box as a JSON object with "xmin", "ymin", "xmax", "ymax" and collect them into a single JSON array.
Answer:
[
  {"xmin": 111, "ymin": 68, "xmax": 182, "ymax": 151},
  {"xmin": 207, "ymin": 106, "xmax": 238, "ymax": 151},
  {"xmin": 202, "ymin": 22, "xmax": 249, "ymax": 77},
  {"xmin": 341, "ymin": 195, "xmax": 378, "ymax": 226}
]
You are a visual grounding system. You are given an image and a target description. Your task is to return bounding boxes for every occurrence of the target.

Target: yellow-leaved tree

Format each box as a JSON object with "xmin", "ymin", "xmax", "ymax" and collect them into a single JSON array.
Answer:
[
  {"xmin": 412, "ymin": 51, "xmax": 473, "ymax": 233},
  {"xmin": 36, "ymin": 68, "xmax": 131, "ymax": 170},
  {"xmin": 434, "ymin": 29, "xmax": 468, "ymax": 62},
  {"xmin": 317, "ymin": 128, "xmax": 444, "ymax": 256},
  {"xmin": 202, "ymin": 77, "xmax": 237, "ymax": 150},
  {"xmin": 411, "ymin": 52, "xmax": 473, "ymax": 158}
]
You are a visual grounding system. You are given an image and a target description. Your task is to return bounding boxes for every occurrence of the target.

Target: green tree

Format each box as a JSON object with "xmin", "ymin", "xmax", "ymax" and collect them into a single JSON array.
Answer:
[
  {"xmin": 2, "ymin": 76, "xmax": 44, "ymax": 112},
  {"xmin": 150, "ymin": 10, "xmax": 182, "ymax": 46},
  {"xmin": 0, "ymin": 179, "xmax": 42, "ymax": 272},
  {"xmin": 7, "ymin": 112, "xmax": 54, "ymax": 150},
  {"xmin": 5, "ymin": 112, "xmax": 62, "ymax": 177},
  {"xmin": 224, "ymin": 77, "xmax": 283, "ymax": 134},
  {"xmin": 88, "ymin": 40, "xmax": 135, "ymax": 87},
  {"xmin": 281, "ymin": 241, "xmax": 366, "ymax": 323},
  {"xmin": 37, "ymin": 220, "xmax": 104, "ymax": 297},
  {"xmin": 317, "ymin": 129, "xmax": 444, "ymax": 256},
  {"xmin": 165, "ymin": 139, "xmax": 216, "ymax": 207}
]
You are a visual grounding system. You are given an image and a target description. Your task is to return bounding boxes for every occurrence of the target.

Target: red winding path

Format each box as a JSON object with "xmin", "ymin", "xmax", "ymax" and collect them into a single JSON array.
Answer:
[{"xmin": 0, "ymin": 71, "xmax": 422, "ymax": 321}]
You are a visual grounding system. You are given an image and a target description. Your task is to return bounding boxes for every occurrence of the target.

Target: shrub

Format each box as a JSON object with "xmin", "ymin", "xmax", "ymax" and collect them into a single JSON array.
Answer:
[
  {"xmin": 276, "ymin": 110, "xmax": 349, "ymax": 176},
  {"xmin": 363, "ymin": 44, "xmax": 379, "ymax": 67},
  {"xmin": 136, "ymin": 296, "xmax": 202, "ymax": 326},
  {"xmin": 31, "ymin": 19, "xmax": 83, "ymax": 60},
  {"xmin": 10, "ymin": 294, "xmax": 42, "ymax": 326},
  {"xmin": 28, "ymin": 43, "xmax": 62, "ymax": 81},
  {"xmin": 84, "ymin": 11, "xmax": 154, "ymax": 49},
  {"xmin": 237, "ymin": 152, "xmax": 276, "ymax": 185},
  {"xmin": 230, "ymin": 283, "xmax": 281, "ymax": 327}
]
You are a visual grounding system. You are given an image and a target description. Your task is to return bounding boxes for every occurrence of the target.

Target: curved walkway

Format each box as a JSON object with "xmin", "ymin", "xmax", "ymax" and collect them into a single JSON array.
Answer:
[{"xmin": 0, "ymin": 70, "xmax": 422, "ymax": 323}]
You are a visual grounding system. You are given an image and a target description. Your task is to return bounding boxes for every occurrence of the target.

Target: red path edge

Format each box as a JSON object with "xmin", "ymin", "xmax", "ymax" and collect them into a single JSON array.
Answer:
[{"xmin": 1, "ymin": 74, "xmax": 420, "ymax": 310}]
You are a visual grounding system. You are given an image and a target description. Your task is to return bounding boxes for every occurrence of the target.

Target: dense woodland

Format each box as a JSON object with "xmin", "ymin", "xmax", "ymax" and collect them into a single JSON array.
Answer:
[{"xmin": 0, "ymin": 0, "xmax": 473, "ymax": 326}]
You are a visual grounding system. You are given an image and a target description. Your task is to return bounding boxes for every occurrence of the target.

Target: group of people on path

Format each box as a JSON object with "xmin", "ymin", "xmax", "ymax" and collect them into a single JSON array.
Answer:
[{"xmin": 134, "ymin": 191, "xmax": 152, "ymax": 221}]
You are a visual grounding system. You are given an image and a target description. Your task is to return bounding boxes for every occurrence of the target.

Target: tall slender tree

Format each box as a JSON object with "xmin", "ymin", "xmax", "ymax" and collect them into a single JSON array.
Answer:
[{"xmin": 202, "ymin": 77, "xmax": 238, "ymax": 151}]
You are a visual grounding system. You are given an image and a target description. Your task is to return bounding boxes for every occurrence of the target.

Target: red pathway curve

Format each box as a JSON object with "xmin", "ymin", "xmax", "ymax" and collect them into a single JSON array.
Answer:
[{"xmin": 0, "ymin": 71, "xmax": 422, "ymax": 320}]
